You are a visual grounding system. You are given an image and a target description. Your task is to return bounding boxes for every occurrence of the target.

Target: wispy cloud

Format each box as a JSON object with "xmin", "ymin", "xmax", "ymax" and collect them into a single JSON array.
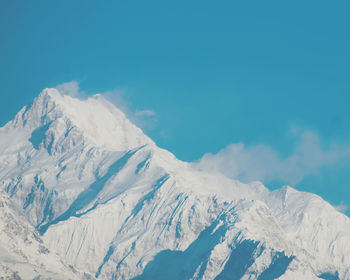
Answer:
[
  {"xmin": 334, "ymin": 202, "xmax": 349, "ymax": 213},
  {"xmin": 55, "ymin": 81, "xmax": 158, "ymax": 131},
  {"xmin": 133, "ymin": 110, "xmax": 158, "ymax": 131},
  {"xmin": 101, "ymin": 90, "xmax": 158, "ymax": 131},
  {"xmin": 193, "ymin": 130, "xmax": 350, "ymax": 186},
  {"xmin": 135, "ymin": 110, "xmax": 157, "ymax": 118},
  {"xmin": 55, "ymin": 81, "xmax": 86, "ymax": 99}
]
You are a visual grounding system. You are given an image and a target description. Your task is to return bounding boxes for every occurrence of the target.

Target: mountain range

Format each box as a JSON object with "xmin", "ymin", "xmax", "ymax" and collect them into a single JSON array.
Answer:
[{"xmin": 0, "ymin": 88, "xmax": 349, "ymax": 279}]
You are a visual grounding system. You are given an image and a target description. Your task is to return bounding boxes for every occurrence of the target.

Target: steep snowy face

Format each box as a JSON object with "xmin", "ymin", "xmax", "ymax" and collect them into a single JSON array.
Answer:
[
  {"xmin": 0, "ymin": 191, "xmax": 93, "ymax": 279},
  {"xmin": 1, "ymin": 89, "xmax": 350, "ymax": 280},
  {"xmin": 264, "ymin": 186, "xmax": 350, "ymax": 275}
]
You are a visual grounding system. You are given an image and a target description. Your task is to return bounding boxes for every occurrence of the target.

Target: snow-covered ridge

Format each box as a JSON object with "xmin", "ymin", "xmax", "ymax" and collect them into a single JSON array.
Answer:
[{"xmin": 0, "ymin": 88, "xmax": 350, "ymax": 279}]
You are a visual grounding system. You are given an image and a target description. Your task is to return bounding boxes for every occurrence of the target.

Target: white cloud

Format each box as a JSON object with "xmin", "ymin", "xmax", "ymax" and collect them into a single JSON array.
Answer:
[
  {"xmin": 193, "ymin": 130, "xmax": 350, "ymax": 186},
  {"xmin": 101, "ymin": 90, "xmax": 131, "ymax": 114},
  {"xmin": 135, "ymin": 110, "xmax": 157, "ymax": 117},
  {"xmin": 55, "ymin": 81, "xmax": 157, "ymax": 131},
  {"xmin": 55, "ymin": 81, "xmax": 86, "ymax": 98},
  {"xmin": 101, "ymin": 90, "xmax": 158, "ymax": 131},
  {"xmin": 334, "ymin": 202, "xmax": 349, "ymax": 213}
]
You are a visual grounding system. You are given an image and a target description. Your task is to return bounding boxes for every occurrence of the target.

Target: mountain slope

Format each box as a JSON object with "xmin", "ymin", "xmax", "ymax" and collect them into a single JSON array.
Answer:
[
  {"xmin": 0, "ymin": 191, "xmax": 93, "ymax": 279},
  {"xmin": 0, "ymin": 89, "xmax": 349, "ymax": 279}
]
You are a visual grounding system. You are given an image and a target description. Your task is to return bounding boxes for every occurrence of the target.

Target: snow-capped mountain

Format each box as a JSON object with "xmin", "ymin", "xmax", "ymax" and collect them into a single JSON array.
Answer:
[{"xmin": 0, "ymin": 88, "xmax": 349, "ymax": 279}]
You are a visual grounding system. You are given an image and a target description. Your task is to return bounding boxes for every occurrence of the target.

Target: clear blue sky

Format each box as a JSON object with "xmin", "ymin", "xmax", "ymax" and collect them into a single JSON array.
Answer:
[{"xmin": 1, "ymin": 0, "xmax": 350, "ymax": 214}]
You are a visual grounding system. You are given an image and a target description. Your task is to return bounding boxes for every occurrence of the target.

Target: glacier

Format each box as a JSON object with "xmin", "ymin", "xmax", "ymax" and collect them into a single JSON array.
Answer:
[{"xmin": 0, "ymin": 88, "xmax": 349, "ymax": 279}]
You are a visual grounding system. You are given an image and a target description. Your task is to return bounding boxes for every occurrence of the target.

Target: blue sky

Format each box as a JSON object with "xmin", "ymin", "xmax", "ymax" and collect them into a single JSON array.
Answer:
[{"xmin": 1, "ymin": 0, "xmax": 350, "ymax": 214}]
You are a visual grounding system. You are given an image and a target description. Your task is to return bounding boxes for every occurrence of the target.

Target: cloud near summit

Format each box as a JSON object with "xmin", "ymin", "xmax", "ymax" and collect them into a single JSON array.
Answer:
[
  {"xmin": 55, "ymin": 81, "xmax": 158, "ymax": 131},
  {"xmin": 55, "ymin": 81, "xmax": 85, "ymax": 99},
  {"xmin": 193, "ymin": 130, "xmax": 350, "ymax": 186}
]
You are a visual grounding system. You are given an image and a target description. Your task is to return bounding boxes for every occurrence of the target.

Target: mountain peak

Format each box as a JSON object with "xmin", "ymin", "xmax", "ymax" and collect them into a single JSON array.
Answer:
[
  {"xmin": 7, "ymin": 88, "xmax": 154, "ymax": 152},
  {"xmin": 39, "ymin": 87, "xmax": 62, "ymax": 99}
]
